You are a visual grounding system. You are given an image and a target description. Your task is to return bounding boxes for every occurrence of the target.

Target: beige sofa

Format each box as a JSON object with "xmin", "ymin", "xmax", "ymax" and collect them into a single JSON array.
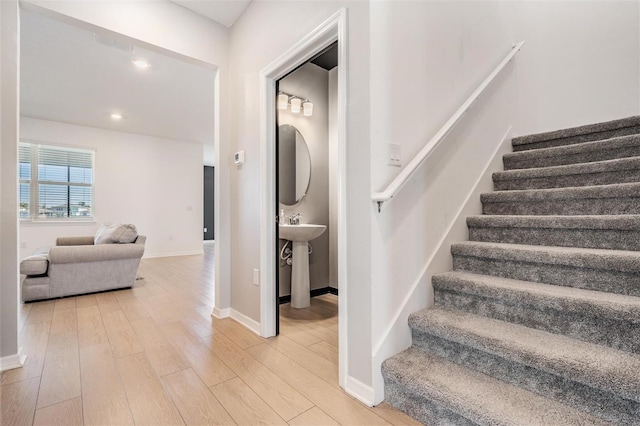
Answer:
[{"xmin": 20, "ymin": 235, "xmax": 146, "ymax": 302}]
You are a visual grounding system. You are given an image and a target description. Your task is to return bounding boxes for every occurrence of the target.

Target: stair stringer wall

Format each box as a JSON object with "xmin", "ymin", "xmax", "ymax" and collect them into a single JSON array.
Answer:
[{"xmin": 371, "ymin": 126, "xmax": 514, "ymax": 404}]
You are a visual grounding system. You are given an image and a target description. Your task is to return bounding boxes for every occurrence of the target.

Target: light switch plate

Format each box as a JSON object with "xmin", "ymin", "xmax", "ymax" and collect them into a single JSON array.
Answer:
[
  {"xmin": 387, "ymin": 143, "xmax": 401, "ymax": 167},
  {"xmin": 253, "ymin": 268, "xmax": 259, "ymax": 286}
]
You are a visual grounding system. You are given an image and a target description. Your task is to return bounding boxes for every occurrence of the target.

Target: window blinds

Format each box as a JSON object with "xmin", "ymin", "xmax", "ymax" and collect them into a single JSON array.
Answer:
[{"xmin": 19, "ymin": 143, "xmax": 94, "ymax": 219}]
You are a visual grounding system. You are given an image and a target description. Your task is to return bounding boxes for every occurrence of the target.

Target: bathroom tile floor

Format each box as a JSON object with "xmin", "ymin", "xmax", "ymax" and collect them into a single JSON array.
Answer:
[{"xmin": 1, "ymin": 247, "xmax": 420, "ymax": 425}]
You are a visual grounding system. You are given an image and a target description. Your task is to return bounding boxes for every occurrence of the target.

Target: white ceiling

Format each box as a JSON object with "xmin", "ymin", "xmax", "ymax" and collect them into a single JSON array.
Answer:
[
  {"xmin": 171, "ymin": 0, "xmax": 251, "ymax": 28},
  {"xmin": 20, "ymin": 8, "xmax": 217, "ymax": 149}
]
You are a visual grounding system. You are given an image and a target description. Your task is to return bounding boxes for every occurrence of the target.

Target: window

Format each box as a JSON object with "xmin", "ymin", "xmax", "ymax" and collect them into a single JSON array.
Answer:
[{"xmin": 19, "ymin": 142, "xmax": 94, "ymax": 220}]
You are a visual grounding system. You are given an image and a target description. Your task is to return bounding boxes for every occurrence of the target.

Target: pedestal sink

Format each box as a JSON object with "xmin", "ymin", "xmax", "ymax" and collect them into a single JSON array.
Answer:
[{"xmin": 279, "ymin": 224, "xmax": 326, "ymax": 308}]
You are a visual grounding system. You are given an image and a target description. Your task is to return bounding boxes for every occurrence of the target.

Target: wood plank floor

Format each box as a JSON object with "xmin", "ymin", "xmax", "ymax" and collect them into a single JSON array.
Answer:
[{"xmin": 1, "ymin": 244, "xmax": 420, "ymax": 426}]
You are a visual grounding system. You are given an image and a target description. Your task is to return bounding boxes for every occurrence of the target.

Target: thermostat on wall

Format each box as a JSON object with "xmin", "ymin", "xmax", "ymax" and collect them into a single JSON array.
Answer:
[{"xmin": 234, "ymin": 151, "xmax": 245, "ymax": 165}]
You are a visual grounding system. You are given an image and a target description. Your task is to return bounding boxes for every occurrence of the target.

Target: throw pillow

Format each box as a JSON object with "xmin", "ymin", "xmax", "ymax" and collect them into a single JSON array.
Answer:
[{"xmin": 94, "ymin": 223, "xmax": 138, "ymax": 244}]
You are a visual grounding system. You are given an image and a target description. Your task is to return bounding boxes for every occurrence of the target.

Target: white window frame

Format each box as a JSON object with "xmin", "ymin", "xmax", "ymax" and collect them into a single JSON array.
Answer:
[{"xmin": 19, "ymin": 141, "xmax": 96, "ymax": 222}]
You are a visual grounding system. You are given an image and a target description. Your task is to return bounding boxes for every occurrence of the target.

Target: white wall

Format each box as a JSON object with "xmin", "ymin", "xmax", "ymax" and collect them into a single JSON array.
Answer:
[
  {"xmin": 228, "ymin": 0, "xmax": 373, "ymax": 386},
  {"xmin": 278, "ymin": 63, "xmax": 330, "ymax": 296},
  {"xmin": 1, "ymin": 0, "xmax": 21, "ymax": 364},
  {"xmin": 517, "ymin": 1, "xmax": 640, "ymax": 133},
  {"xmin": 368, "ymin": 0, "xmax": 640, "ymax": 403},
  {"xmin": 20, "ymin": 117, "xmax": 203, "ymax": 259}
]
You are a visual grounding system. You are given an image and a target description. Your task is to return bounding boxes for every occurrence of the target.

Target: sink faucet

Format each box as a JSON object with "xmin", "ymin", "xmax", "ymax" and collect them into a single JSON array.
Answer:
[{"xmin": 290, "ymin": 213, "xmax": 302, "ymax": 225}]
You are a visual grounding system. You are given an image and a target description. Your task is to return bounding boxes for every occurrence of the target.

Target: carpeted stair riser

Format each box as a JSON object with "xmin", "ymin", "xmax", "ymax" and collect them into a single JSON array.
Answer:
[
  {"xmin": 433, "ymin": 287, "xmax": 640, "ymax": 354},
  {"xmin": 411, "ymin": 331, "xmax": 640, "ymax": 425},
  {"xmin": 383, "ymin": 379, "xmax": 475, "ymax": 426},
  {"xmin": 468, "ymin": 215, "xmax": 640, "ymax": 251},
  {"xmin": 452, "ymin": 254, "xmax": 640, "ymax": 297},
  {"xmin": 481, "ymin": 182, "xmax": 640, "ymax": 215},
  {"xmin": 493, "ymin": 157, "xmax": 640, "ymax": 190},
  {"xmin": 504, "ymin": 135, "xmax": 640, "ymax": 170},
  {"xmin": 468, "ymin": 223, "xmax": 640, "ymax": 250},
  {"xmin": 512, "ymin": 125, "xmax": 640, "ymax": 152},
  {"xmin": 512, "ymin": 116, "xmax": 640, "ymax": 152},
  {"xmin": 483, "ymin": 197, "xmax": 640, "ymax": 215},
  {"xmin": 382, "ymin": 349, "xmax": 611, "ymax": 426},
  {"xmin": 408, "ymin": 309, "xmax": 640, "ymax": 403},
  {"xmin": 451, "ymin": 240, "xmax": 640, "ymax": 295}
]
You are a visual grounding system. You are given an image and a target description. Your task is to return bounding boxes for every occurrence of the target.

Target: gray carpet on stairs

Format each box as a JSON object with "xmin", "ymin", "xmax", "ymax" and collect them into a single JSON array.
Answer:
[
  {"xmin": 504, "ymin": 134, "xmax": 640, "ymax": 170},
  {"xmin": 382, "ymin": 115, "xmax": 640, "ymax": 425},
  {"xmin": 467, "ymin": 214, "xmax": 640, "ymax": 250},
  {"xmin": 512, "ymin": 115, "xmax": 640, "ymax": 152},
  {"xmin": 493, "ymin": 156, "xmax": 640, "ymax": 190}
]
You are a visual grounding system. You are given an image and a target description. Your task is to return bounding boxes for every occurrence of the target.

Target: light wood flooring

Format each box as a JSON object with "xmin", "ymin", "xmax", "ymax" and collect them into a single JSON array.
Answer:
[{"xmin": 1, "ymin": 246, "xmax": 420, "ymax": 426}]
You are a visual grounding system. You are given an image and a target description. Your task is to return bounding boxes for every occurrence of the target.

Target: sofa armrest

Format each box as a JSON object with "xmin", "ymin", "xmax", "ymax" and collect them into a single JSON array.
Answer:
[
  {"xmin": 56, "ymin": 236, "xmax": 95, "ymax": 246},
  {"xmin": 48, "ymin": 243, "xmax": 144, "ymax": 264}
]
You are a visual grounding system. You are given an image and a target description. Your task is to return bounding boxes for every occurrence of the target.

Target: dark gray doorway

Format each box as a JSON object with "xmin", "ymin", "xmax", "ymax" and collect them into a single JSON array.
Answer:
[{"xmin": 204, "ymin": 166, "xmax": 214, "ymax": 240}]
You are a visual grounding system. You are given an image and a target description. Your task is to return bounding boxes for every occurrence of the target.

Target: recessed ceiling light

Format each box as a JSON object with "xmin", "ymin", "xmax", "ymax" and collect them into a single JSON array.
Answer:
[
  {"xmin": 110, "ymin": 113, "xmax": 122, "ymax": 120},
  {"xmin": 132, "ymin": 59, "xmax": 150, "ymax": 69}
]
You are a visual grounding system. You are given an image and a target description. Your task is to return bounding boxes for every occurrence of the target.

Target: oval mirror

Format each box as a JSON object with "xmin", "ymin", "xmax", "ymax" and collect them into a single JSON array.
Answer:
[{"xmin": 278, "ymin": 124, "xmax": 311, "ymax": 206}]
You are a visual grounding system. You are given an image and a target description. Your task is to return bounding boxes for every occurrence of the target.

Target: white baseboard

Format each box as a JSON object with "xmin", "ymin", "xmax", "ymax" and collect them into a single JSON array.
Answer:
[
  {"xmin": 345, "ymin": 375, "xmax": 375, "ymax": 407},
  {"xmin": 212, "ymin": 307, "xmax": 230, "ymax": 319},
  {"xmin": 0, "ymin": 348, "xmax": 26, "ymax": 372},
  {"xmin": 143, "ymin": 250, "xmax": 204, "ymax": 259},
  {"xmin": 230, "ymin": 309, "xmax": 261, "ymax": 335},
  {"xmin": 211, "ymin": 307, "xmax": 260, "ymax": 336}
]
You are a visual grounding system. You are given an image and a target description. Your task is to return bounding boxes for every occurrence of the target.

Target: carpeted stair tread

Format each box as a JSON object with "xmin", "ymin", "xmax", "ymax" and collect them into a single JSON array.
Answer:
[
  {"xmin": 504, "ymin": 134, "xmax": 640, "ymax": 170},
  {"xmin": 512, "ymin": 116, "xmax": 640, "ymax": 151},
  {"xmin": 468, "ymin": 214, "xmax": 640, "ymax": 230},
  {"xmin": 493, "ymin": 156, "xmax": 640, "ymax": 190},
  {"xmin": 408, "ymin": 308, "xmax": 640, "ymax": 402},
  {"xmin": 452, "ymin": 241, "xmax": 640, "ymax": 272},
  {"xmin": 432, "ymin": 271, "xmax": 640, "ymax": 323},
  {"xmin": 382, "ymin": 348, "xmax": 611, "ymax": 426}
]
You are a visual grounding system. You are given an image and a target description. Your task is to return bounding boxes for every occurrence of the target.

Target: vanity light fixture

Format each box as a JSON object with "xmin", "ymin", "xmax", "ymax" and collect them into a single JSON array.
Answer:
[
  {"xmin": 277, "ymin": 91, "xmax": 313, "ymax": 117},
  {"xmin": 110, "ymin": 113, "xmax": 123, "ymax": 120}
]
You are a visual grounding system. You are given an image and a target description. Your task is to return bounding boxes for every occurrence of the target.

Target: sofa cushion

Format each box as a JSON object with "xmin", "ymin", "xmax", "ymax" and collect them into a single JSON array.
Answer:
[
  {"xmin": 94, "ymin": 223, "xmax": 138, "ymax": 244},
  {"xmin": 20, "ymin": 253, "xmax": 49, "ymax": 276}
]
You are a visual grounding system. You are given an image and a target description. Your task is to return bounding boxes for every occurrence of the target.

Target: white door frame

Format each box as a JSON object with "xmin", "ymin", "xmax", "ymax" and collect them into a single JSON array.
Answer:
[{"xmin": 259, "ymin": 8, "xmax": 348, "ymax": 388}]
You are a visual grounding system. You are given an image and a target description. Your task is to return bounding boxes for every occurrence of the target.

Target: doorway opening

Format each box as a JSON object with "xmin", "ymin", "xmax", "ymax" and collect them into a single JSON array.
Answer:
[
  {"xmin": 275, "ymin": 42, "xmax": 339, "ymax": 338},
  {"xmin": 259, "ymin": 8, "xmax": 347, "ymax": 388}
]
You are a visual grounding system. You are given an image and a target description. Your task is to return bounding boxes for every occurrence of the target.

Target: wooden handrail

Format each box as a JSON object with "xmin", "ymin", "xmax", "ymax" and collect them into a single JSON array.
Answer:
[{"xmin": 372, "ymin": 41, "xmax": 525, "ymax": 212}]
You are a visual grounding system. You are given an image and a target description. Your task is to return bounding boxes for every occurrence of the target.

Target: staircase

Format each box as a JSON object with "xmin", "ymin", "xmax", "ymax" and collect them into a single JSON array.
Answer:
[{"xmin": 382, "ymin": 116, "xmax": 640, "ymax": 425}]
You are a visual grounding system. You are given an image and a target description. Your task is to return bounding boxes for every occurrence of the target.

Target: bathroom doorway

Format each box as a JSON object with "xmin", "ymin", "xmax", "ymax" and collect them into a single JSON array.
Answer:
[
  {"xmin": 258, "ymin": 8, "xmax": 347, "ymax": 387},
  {"xmin": 275, "ymin": 42, "xmax": 339, "ymax": 335}
]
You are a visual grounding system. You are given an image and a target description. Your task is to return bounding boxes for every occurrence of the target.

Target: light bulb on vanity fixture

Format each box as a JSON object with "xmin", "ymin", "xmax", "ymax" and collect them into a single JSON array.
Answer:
[
  {"xmin": 277, "ymin": 93, "xmax": 289, "ymax": 110},
  {"xmin": 303, "ymin": 101, "xmax": 313, "ymax": 116},
  {"xmin": 132, "ymin": 59, "xmax": 151, "ymax": 69},
  {"xmin": 277, "ymin": 91, "xmax": 313, "ymax": 117},
  {"xmin": 290, "ymin": 97, "xmax": 302, "ymax": 114}
]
